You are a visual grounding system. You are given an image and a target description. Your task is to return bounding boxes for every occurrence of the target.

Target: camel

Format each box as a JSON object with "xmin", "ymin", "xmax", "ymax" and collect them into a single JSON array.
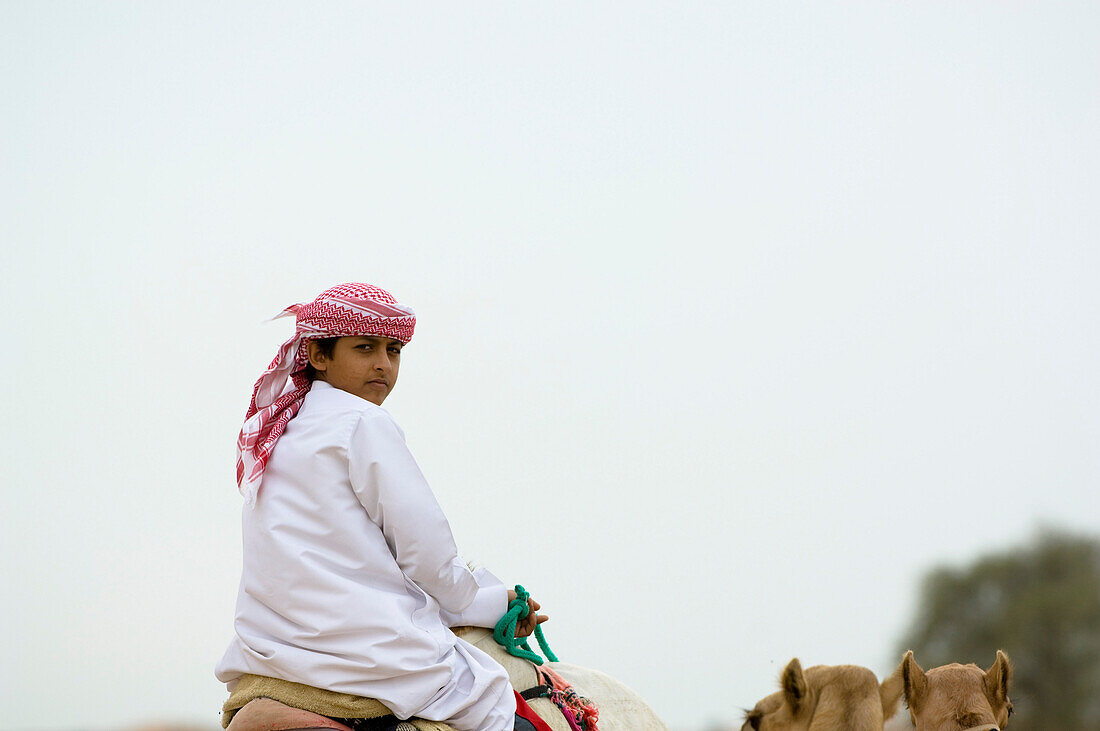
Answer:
[
  {"xmin": 456, "ymin": 626, "xmax": 668, "ymax": 731},
  {"xmin": 894, "ymin": 650, "xmax": 1013, "ymax": 731},
  {"xmin": 225, "ymin": 626, "xmax": 668, "ymax": 731},
  {"xmin": 740, "ymin": 658, "xmax": 905, "ymax": 731}
]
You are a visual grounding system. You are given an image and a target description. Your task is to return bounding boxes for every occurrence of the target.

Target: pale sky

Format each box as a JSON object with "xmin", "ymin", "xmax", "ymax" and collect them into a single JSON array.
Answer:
[{"xmin": 2, "ymin": 3, "xmax": 1098, "ymax": 730}]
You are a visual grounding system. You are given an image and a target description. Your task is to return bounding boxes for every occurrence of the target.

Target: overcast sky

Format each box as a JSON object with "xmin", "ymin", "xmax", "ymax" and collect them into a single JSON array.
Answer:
[{"xmin": 2, "ymin": 3, "xmax": 1098, "ymax": 730}]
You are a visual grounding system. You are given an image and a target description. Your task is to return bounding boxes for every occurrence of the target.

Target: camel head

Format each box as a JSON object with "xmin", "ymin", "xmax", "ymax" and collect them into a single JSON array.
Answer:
[
  {"xmin": 899, "ymin": 650, "xmax": 1013, "ymax": 731},
  {"xmin": 742, "ymin": 658, "xmax": 905, "ymax": 731}
]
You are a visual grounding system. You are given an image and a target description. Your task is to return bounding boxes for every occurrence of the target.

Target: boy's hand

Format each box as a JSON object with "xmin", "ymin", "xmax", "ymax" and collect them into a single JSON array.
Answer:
[{"xmin": 507, "ymin": 589, "xmax": 549, "ymax": 638}]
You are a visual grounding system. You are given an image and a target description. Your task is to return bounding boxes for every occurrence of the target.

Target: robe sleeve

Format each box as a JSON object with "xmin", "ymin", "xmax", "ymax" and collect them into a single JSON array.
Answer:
[
  {"xmin": 438, "ymin": 566, "xmax": 509, "ymax": 629},
  {"xmin": 347, "ymin": 410, "xmax": 481, "ymax": 614}
]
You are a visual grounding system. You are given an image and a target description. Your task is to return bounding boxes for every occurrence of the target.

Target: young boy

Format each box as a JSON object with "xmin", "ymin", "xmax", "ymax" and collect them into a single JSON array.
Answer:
[{"xmin": 216, "ymin": 283, "xmax": 546, "ymax": 731}]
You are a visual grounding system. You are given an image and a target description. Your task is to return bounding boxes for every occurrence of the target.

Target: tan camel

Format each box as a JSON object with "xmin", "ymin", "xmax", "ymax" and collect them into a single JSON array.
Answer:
[
  {"xmin": 741, "ymin": 658, "xmax": 905, "ymax": 731},
  {"xmin": 896, "ymin": 650, "xmax": 1013, "ymax": 731}
]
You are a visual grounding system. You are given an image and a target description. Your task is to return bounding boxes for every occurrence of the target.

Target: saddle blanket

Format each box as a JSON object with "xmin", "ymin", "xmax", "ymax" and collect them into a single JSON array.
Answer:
[
  {"xmin": 223, "ymin": 674, "xmax": 556, "ymax": 731},
  {"xmin": 222, "ymin": 674, "xmax": 452, "ymax": 731}
]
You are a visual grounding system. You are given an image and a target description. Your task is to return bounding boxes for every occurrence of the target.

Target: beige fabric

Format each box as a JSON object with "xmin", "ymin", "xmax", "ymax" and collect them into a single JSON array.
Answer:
[{"xmin": 221, "ymin": 674, "xmax": 453, "ymax": 731}]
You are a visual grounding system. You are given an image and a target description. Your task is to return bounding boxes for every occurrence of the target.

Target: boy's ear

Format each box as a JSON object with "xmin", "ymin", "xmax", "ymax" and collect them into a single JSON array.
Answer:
[{"xmin": 306, "ymin": 340, "xmax": 328, "ymax": 372}]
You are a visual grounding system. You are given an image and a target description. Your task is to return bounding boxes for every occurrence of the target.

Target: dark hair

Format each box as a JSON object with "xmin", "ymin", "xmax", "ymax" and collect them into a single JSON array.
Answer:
[{"xmin": 304, "ymin": 337, "xmax": 340, "ymax": 381}]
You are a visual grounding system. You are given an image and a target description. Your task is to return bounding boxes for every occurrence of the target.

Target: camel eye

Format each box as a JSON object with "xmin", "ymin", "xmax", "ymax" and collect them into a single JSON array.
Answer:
[
  {"xmin": 746, "ymin": 711, "xmax": 763, "ymax": 730},
  {"xmin": 1007, "ymin": 702, "xmax": 1015, "ymax": 716}
]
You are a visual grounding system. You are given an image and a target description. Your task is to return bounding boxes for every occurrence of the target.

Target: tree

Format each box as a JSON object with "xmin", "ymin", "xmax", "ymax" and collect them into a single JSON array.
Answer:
[{"xmin": 896, "ymin": 530, "xmax": 1100, "ymax": 730}]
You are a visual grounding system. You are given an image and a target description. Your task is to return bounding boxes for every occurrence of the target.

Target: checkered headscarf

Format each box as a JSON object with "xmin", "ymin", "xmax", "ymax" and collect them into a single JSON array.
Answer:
[{"xmin": 235, "ymin": 283, "xmax": 416, "ymax": 504}]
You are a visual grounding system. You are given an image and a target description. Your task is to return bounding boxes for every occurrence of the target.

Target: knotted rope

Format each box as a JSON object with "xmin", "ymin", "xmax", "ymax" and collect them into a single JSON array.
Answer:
[{"xmin": 493, "ymin": 585, "xmax": 559, "ymax": 665}]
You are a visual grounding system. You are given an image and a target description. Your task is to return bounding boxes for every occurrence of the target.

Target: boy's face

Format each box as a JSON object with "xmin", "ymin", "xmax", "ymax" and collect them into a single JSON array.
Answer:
[{"xmin": 307, "ymin": 336, "xmax": 402, "ymax": 406}]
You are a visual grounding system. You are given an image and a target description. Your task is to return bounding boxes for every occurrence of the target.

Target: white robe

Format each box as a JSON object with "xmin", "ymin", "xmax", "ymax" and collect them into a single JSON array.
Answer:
[{"xmin": 216, "ymin": 380, "xmax": 516, "ymax": 731}]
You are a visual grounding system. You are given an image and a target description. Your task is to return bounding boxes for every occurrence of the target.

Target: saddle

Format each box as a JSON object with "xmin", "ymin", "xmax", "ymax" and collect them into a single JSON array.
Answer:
[
  {"xmin": 222, "ymin": 674, "xmax": 452, "ymax": 731},
  {"xmin": 222, "ymin": 629, "xmax": 581, "ymax": 731},
  {"xmin": 227, "ymin": 695, "xmax": 551, "ymax": 731}
]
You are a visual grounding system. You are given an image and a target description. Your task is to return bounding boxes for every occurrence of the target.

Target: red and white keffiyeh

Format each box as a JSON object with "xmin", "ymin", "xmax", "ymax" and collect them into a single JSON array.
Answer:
[{"xmin": 235, "ymin": 282, "xmax": 416, "ymax": 504}]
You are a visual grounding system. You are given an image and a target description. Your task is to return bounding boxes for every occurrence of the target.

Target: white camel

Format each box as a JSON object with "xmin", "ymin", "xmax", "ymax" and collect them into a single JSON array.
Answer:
[{"xmin": 456, "ymin": 626, "xmax": 668, "ymax": 731}]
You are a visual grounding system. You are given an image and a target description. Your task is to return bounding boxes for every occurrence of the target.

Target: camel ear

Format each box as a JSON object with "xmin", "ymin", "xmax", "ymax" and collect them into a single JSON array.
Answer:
[
  {"xmin": 781, "ymin": 658, "xmax": 808, "ymax": 711},
  {"xmin": 880, "ymin": 658, "xmax": 906, "ymax": 719},
  {"xmin": 901, "ymin": 651, "xmax": 928, "ymax": 712},
  {"xmin": 984, "ymin": 650, "xmax": 1012, "ymax": 703}
]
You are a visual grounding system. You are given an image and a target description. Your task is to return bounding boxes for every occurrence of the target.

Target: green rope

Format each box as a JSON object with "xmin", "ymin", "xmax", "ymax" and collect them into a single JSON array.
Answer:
[{"xmin": 492, "ymin": 584, "xmax": 559, "ymax": 665}]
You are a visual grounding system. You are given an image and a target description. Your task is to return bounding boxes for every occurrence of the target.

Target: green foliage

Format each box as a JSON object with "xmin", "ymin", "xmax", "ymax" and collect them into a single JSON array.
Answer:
[{"xmin": 897, "ymin": 530, "xmax": 1100, "ymax": 730}]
